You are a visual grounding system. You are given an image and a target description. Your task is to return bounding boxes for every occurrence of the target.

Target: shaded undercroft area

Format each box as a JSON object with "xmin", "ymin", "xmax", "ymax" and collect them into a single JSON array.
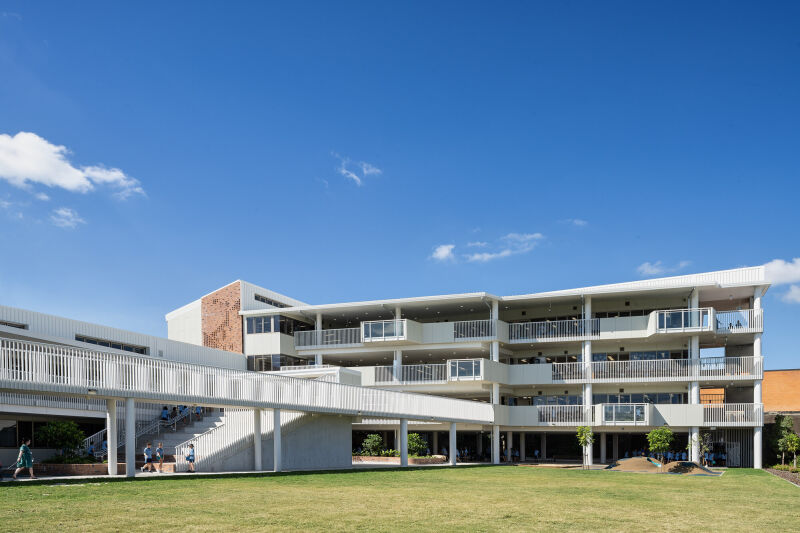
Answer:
[{"xmin": 0, "ymin": 466, "xmax": 797, "ymax": 532}]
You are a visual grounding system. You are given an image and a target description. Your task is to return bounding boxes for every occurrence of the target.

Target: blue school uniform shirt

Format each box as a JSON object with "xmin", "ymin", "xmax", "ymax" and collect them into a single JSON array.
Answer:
[
  {"xmin": 144, "ymin": 447, "xmax": 152, "ymax": 459},
  {"xmin": 187, "ymin": 449, "xmax": 195, "ymax": 460},
  {"xmin": 156, "ymin": 447, "xmax": 164, "ymax": 459}
]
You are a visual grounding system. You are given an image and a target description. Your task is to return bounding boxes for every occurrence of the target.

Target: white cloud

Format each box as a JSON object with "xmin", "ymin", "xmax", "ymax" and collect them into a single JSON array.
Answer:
[
  {"xmin": 782, "ymin": 285, "xmax": 800, "ymax": 304},
  {"xmin": 50, "ymin": 207, "xmax": 85, "ymax": 228},
  {"xmin": 465, "ymin": 232, "xmax": 544, "ymax": 262},
  {"xmin": 764, "ymin": 258, "xmax": 800, "ymax": 285},
  {"xmin": 637, "ymin": 260, "xmax": 691, "ymax": 276},
  {"xmin": 565, "ymin": 218, "xmax": 588, "ymax": 227},
  {"xmin": 0, "ymin": 132, "xmax": 144, "ymax": 199},
  {"xmin": 467, "ymin": 241, "xmax": 488, "ymax": 247},
  {"xmin": 34, "ymin": 192, "xmax": 50, "ymax": 201},
  {"xmin": 431, "ymin": 244, "xmax": 456, "ymax": 261},
  {"xmin": 332, "ymin": 152, "xmax": 381, "ymax": 186}
]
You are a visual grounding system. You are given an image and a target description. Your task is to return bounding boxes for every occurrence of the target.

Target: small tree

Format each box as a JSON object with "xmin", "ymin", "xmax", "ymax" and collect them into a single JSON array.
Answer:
[
  {"xmin": 777, "ymin": 435, "xmax": 789, "ymax": 466},
  {"xmin": 361, "ymin": 434, "xmax": 383, "ymax": 456},
  {"xmin": 784, "ymin": 433, "xmax": 800, "ymax": 469},
  {"xmin": 36, "ymin": 420, "xmax": 85, "ymax": 455},
  {"xmin": 646, "ymin": 427, "xmax": 674, "ymax": 467},
  {"xmin": 407, "ymin": 433, "xmax": 427, "ymax": 456},
  {"xmin": 576, "ymin": 426, "xmax": 595, "ymax": 469},
  {"xmin": 687, "ymin": 431, "xmax": 711, "ymax": 465}
]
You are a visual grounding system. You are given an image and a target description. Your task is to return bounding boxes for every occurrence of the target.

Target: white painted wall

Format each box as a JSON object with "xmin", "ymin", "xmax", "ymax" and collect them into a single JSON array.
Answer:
[
  {"xmin": 166, "ymin": 299, "xmax": 202, "ymax": 346},
  {"xmin": 244, "ymin": 332, "xmax": 297, "ymax": 357}
]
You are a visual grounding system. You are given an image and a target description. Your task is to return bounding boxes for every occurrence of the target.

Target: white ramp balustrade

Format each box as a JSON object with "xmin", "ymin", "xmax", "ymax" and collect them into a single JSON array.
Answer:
[{"xmin": 0, "ymin": 339, "xmax": 493, "ymax": 424}]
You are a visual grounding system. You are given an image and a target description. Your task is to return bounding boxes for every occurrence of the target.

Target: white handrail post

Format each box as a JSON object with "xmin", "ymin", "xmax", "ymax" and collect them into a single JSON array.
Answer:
[
  {"xmin": 253, "ymin": 408, "xmax": 262, "ymax": 471},
  {"xmin": 400, "ymin": 418, "xmax": 409, "ymax": 467},
  {"xmin": 106, "ymin": 399, "xmax": 118, "ymax": 475},
  {"xmin": 273, "ymin": 408, "xmax": 282, "ymax": 472},
  {"xmin": 125, "ymin": 397, "xmax": 135, "ymax": 478},
  {"xmin": 449, "ymin": 422, "xmax": 457, "ymax": 466}
]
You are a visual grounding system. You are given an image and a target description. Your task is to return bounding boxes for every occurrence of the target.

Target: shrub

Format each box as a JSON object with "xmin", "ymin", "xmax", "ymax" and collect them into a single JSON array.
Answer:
[
  {"xmin": 407, "ymin": 433, "xmax": 427, "ymax": 456},
  {"xmin": 36, "ymin": 420, "xmax": 85, "ymax": 453},
  {"xmin": 647, "ymin": 427, "xmax": 675, "ymax": 464},
  {"xmin": 576, "ymin": 426, "xmax": 594, "ymax": 468},
  {"xmin": 360, "ymin": 434, "xmax": 383, "ymax": 456}
]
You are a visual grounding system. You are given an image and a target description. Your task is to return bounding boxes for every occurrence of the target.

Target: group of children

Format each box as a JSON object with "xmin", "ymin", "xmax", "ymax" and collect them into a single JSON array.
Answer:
[{"xmin": 140, "ymin": 442, "xmax": 196, "ymax": 473}]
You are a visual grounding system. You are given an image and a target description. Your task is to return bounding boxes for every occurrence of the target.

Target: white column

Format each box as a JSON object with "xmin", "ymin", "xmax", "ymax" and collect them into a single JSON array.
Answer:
[
  {"xmin": 106, "ymin": 400, "xmax": 118, "ymax": 476},
  {"xmin": 449, "ymin": 422, "xmax": 457, "ymax": 466},
  {"xmin": 400, "ymin": 419, "xmax": 409, "ymax": 467},
  {"xmin": 492, "ymin": 383, "xmax": 500, "ymax": 405},
  {"xmin": 690, "ymin": 427, "xmax": 699, "ymax": 464},
  {"xmin": 315, "ymin": 312, "xmax": 323, "ymax": 366},
  {"xmin": 125, "ymin": 397, "xmax": 135, "ymax": 478},
  {"xmin": 491, "ymin": 300, "xmax": 499, "ymax": 321},
  {"xmin": 433, "ymin": 431, "xmax": 439, "ymax": 455},
  {"xmin": 612, "ymin": 434, "xmax": 619, "ymax": 461},
  {"xmin": 583, "ymin": 382, "xmax": 593, "ymax": 466},
  {"xmin": 393, "ymin": 350, "xmax": 403, "ymax": 382},
  {"xmin": 253, "ymin": 408, "xmax": 262, "ymax": 471},
  {"xmin": 273, "ymin": 408, "xmax": 282, "ymax": 472},
  {"xmin": 582, "ymin": 295, "xmax": 593, "ymax": 467},
  {"xmin": 395, "ymin": 306, "xmax": 402, "ymax": 320},
  {"xmin": 600, "ymin": 432, "xmax": 607, "ymax": 464},
  {"xmin": 506, "ymin": 431, "xmax": 513, "ymax": 462},
  {"xmin": 520, "ymin": 433, "xmax": 526, "ymax": 462},
  {"xmin": 690, "ymin": 381, "xmax": 700, "ymax": 406},
  {"xmin": 754, "ymin": 427, "xmax": 763, "ymax": 469},
  {"xmin": 492, "ymin": 425, "xmax": 500, "ymax": 464},
  {"xmin": 541, "ymin": 432, "xmax": 547, "ymax": 460},
  {"xmin": 491, "ymin": 341, "xmax": 499, "ymax": 363}
]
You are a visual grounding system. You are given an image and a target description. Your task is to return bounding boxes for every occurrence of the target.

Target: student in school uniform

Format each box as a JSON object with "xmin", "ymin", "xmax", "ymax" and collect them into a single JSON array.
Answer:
[
  {"xmin": 156, "ymin": 442, "xmax": 165, "ymax": 473},
  {"xmin": 141, "ymin": 442, "xmax": 155, "ymax": 472},
  {"xmin": 186, "ymin": 443, "xmax": 196, "ymax": 472}
]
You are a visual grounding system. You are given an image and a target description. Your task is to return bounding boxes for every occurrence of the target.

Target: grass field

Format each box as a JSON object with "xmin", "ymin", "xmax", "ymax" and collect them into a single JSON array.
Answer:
[{"xmin": 1, "ymin": 466, "xmax": 799, "ymax": 532}]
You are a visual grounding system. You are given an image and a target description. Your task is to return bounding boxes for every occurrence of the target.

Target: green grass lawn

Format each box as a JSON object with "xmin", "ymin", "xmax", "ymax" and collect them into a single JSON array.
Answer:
[{"xmin": 1, "ymin": 466, "xmax": 798, "ymax": 532}]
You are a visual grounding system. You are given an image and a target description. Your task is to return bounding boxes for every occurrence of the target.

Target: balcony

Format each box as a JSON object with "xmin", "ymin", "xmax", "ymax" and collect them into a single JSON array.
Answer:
[
  {"xmin": 715, "ymin": 309, "xmax": 764, "ymax": 334},
  {"xmin": 703, "ymin": 403, "xmax": 763, "ymax": 427},
  {"xmin": 589, "ymin": 356, "xmax": 762, "ymax": 383},
  {"xmin": 374, "ymin": 363, "xmax": 447, "ymax": 384},
  {"xmin": 598, "ymin": 403, "xmax": 650, "ymax": 426},
  {"xmin": 294, "ymin": 328, "xmax": 361, "ymax": 349},
  {"xmin": 653, "ymin": 308, "xmax": 713, "ymax": 334},
  {"xmin": 448, "ymin": 359, "xmax": 483, "ymax": 381},
  {"xmin": 453, "ymin": 320, "xmax": 496, "ymax": 341},
  {"xmin": 536, "ymin": 405, "xmax": 588, "ymax": 426},
  {"xmin": 508, "ymin": 318, "xmax": 599, "ymax": 343}
]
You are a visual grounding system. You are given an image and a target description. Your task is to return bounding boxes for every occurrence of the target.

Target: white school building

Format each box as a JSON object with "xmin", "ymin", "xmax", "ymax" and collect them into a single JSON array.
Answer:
[{"xmin": 0, "ymin": 266, "xmax": 767, "ymax": 475}]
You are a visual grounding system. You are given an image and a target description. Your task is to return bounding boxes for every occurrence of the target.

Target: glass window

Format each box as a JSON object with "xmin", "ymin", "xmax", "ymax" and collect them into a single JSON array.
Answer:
[{"xmin": 0, "ymin": 420, "xmax": 17, "ymax": 447}]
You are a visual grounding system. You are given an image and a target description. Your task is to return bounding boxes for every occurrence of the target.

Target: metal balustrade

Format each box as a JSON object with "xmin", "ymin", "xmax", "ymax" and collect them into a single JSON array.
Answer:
[
  {"xmin": 697, "ymin": 356, "xmax": 763, "ymax": 379},
  {"xmin": 601, "ymin": 403, "xmax": 648, "ymax": 425},
  {"xmin": 703, "ymin": 403, "xmax": 763, "ymax": 427},
  {"xmin": 655, "ymin": 308, "xmax": 712, "ymax": 333},
  {"xmin": 448, "ymin": 359, "xmax": 482, "ymax": 381},
  {"xmin": 373, "ymin": 364, "xmax": 447, "ymax": 384},
  {"xmin": 0, "ymin": 339, "xmax": 493, "ymax": 424},
  {"xmin": 0, "ymin": 392, "xmax": 107, "ymax": 411},
  {"xmin": 362, "ymin": 320, "xmax": 406, "ymax": 342},
  {"xmin": 591, "ymin": 359, "xmax": 691, "ymax": 382},
  {"xmin": 715, "ymin": 309, "xmax": 763, "ymax": 334},
  {"xmin": 453, "ymin": 320, "xmax": 495, "ymax": 340},
  {"xmin": 294, "ymin": 328, "xmax": 361, "ymax": 348},
  {"xmin": 551, "ymin": 362, "xmax": 586, "ymax": 382},
  {"xmin": 278, "ymin": 364, "xmax": 335, "ymax": 372},
  {"xmin": 509, "ymin": 318, "xmax": 600, "ymax": 342},
  {"xmin": 536, "ymin": 405, "xmax": 587, "ymax": 425}
]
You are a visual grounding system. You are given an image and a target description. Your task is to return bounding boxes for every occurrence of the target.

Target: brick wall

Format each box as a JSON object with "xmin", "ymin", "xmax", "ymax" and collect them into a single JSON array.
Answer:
[
  {"xmin": 201, "ymin": 281, "xmax": 243, "ymax": 354},
  {"xmin": 763, "ymin": 369, "xmax": 800, "ymax": 413}
]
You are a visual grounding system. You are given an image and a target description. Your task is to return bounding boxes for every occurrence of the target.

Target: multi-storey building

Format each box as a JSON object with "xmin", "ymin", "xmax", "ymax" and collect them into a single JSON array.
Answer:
[{"xmin": 166, "ymin": 265, "xmax": 768, "ymax": 468}]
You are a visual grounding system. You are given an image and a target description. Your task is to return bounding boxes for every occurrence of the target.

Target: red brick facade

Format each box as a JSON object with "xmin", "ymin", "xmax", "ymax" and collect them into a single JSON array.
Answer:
[{"xmin": 201, "ymin": 281, "xmax": 243, "ymax": 353}]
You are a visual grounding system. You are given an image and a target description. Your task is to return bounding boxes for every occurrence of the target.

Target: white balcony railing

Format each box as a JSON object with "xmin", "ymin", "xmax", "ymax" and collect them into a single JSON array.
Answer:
[
  {"xmin": 551, "ymin": 362, "xmax": 586, "ymax": 382},
  {"xmin": 654, "ymin": 308, "xmax": 712, "ymax": 333},
  {"xmin": 278, "ymin": 364, "xmax": 336, "ymax": 372},
  {"xmin": 448, "ymin": 359, "xmax": 482, "ymax": 381},
  {"xmin": 703, "ymin": 403, "xmax": 763, "ymax": 427},
  {"xmin": 294, "ymin": 328, "xmax": 361, "ymax": 348},
  {"xmin": 715, "ymin": 309, "xmax": 763, "ymax": 334},
  {"xmin": 600, "ymin": 403, "xmax": 649, "ymax": 425},
  {"xmin": 453, "ymin": 320, "xmax": 495, "ymax": 340},
  {"xmin": 591, "ymin": 359, "xmax": 692, "ymax": 382},
  {"xmin": 537, "ymin": 405, "xmax": 587, "ymax": 426},
  {"xmin": 374, "ymin": 364, "xmax": 447, "ymax": 384},
  {"xmin": 362, "ymin": 320, "xmax": 406, "ymax": 342},
  {"xmin": 509, "ymin": 318, "xmax": 599, "ymax": 342},
  {"xmin": 697, "ymin": 356, "xmax": 763, "ymax": 379}
]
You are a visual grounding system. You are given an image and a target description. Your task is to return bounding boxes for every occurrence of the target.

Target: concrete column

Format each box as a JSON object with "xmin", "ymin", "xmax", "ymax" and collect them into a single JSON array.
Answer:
[
  {"xmin": 273, "ymin": 409, "xmax": 282, "ymax": 472},
  {"xmin": 125, "ymin": 397, "xmax": 135, "ymax": 478},
  {"xmin": 491, "ymin": 383, "xmax": 500, "ymax": 405},
  {"xmin": 754, "ymin": 286, "xmax": 763, "ymax": 357},
  {"xmin": 491, "ymin": 300, "xmax": 499, "ymax": 321},
  {"xmin": 491, "ymin": 341, "xmax": 499, "ymax": 362},
  {"xmin": 433, "ymin": 431, "xmax": 439, "ymax": 455},
  {"xmin": 506, "ymin": 431, "xmax": 513, "ymax": 462},
  {"xmin": 315, "ymin": 312, "xmax": 322, "ymax": 365},
  {"xmin": 754, "ymin": 427, "xmax": 763, "ymax": 469},
  {"xmin": 690, "ymin": 381, "xmax": 700, "ymax": 405},
  {"xmin": 520, "ymin": 433, "xmax": 526, "ymax": 462},
  {"xmin": 106, "ymin": 400, "xmax": 118, "ymax": 476},
  {"xmin": 393, "ymin": 350, "xmax": 403, "ymax": 382},
  {"xmin": 477, "ymin": 432, "xmax": 483, "ymax": 457},
  {"xmin": 449, "ymin": 422, "xmax": 457, "ymax": 466},
  {"xmin": 541, "ymin": 433, "xmax": 547, "ymax": 460},
  {"xmin": 690, "ymin": 427, "xmax": 699, "ymax": 464},
  {"xmin": 400, "ymin": 419, "xmax": 409, "ymax": 467},
  {"xmin": 253, "ymin": 408, "xmax": 262, "ymax": 471},
  {"xmin": 395, "ymin": 306, "xmax": 402, "ymax": 320},
  {"xmin": 492, "ymin": 425, "xmax": 500, "ymax": 464},
  {"xmin": 583, "ymin": 382, "xmax": 593, "ymax": 466},
  {"xmin": 600, "ymin": 432, "xmax": 607, "ymax": 464}
]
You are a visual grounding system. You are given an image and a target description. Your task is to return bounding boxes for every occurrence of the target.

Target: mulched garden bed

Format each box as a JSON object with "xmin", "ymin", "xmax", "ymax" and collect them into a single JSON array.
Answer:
[{"xmin": 767, "ymin": 468, "xmax": 800, "ymax": 487}]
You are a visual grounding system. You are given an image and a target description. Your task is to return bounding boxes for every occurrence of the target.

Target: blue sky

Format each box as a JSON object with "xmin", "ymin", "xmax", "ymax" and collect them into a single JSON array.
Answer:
[{"xmin": 0, "ymin": 2, "xmax": 798, "ymax": 368}]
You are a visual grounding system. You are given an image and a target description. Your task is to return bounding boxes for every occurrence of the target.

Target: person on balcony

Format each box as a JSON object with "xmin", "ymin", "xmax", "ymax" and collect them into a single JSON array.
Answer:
[
  {"xmin": 13, "ymin": 438, "xmax": 36, "ymax": 480},
  {"xmin": 160, "ymin": 406, "xmax": 170, "ymax": 421}
]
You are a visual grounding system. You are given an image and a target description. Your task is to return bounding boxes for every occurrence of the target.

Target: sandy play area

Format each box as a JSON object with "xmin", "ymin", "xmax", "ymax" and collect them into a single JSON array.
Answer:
[{"xmin": 606, "ymin": 457, "xmax": 722, "ymax": 476}]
